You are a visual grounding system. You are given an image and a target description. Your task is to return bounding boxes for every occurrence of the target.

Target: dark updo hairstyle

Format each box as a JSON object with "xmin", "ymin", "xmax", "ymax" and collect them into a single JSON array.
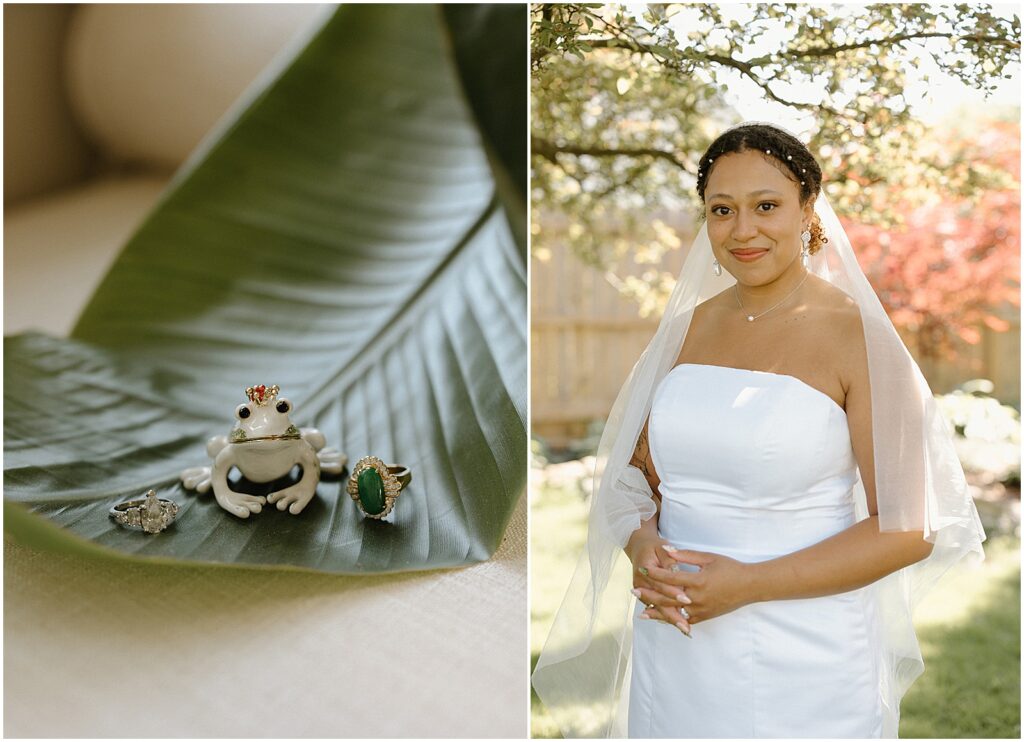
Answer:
[{"xmin": 696, "ymin": 123, "xmax": 828, "ymax": 254}]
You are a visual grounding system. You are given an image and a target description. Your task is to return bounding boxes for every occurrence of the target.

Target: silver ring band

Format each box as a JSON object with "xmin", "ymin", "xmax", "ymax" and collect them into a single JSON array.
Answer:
[{"xmin": 109, "ymin": 490, "xmax": 179, "ymax": 534}]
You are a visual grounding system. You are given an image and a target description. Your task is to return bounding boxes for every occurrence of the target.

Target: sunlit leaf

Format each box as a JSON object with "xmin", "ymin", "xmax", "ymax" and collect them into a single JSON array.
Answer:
[{"xmin": 3, "ymin": 4, "xmax": 527, "ymax": 574}]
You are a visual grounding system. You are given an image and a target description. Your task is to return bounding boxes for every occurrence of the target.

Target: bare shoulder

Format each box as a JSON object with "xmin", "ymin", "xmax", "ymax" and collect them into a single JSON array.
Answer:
[
  {"xmin": 693, "ymin": 287, "xmax": 734, "ymax": 321},
  {"xmin": 684, "ymin": 289, "xmax": 724, "ymax": 331},
  {"xmin": 806, "ymin": 275, "xmax": 868, "ymax": 387},
  {"xmin": 809, "ymin": 276, "xmax": 862, "ymax": 327},
  {"xmin": 675, "ymin": 290, "xmax": 731, "ymax": 359}
]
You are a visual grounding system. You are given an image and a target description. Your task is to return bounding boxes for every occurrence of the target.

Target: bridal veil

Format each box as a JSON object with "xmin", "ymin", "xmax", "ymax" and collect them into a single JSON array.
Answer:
[{"xmin": 531, "ymin": 175, "xmax": 987, "ymax": 737}]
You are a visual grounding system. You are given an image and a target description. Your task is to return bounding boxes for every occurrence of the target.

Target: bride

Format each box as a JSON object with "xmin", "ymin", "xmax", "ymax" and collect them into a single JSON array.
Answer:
[{"xmin": 532, "ymin": 123, "xmax": 986, "ymax": 738}]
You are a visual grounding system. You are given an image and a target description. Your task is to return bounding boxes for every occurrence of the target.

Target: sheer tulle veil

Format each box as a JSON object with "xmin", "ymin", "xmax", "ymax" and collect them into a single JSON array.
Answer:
[{"xmin": 531, "ymin": 125, "xmax": 986, "ymax": 738}]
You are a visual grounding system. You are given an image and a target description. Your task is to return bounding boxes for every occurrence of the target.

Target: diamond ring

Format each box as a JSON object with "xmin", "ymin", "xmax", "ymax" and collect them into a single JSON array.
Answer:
[
  {"xmin": 109, "ymin": 490, "xmax": 179, "ymax": 534},
  {"xmin": 347, "ymin": 456, "xmax": 411, "ymax": 519}
]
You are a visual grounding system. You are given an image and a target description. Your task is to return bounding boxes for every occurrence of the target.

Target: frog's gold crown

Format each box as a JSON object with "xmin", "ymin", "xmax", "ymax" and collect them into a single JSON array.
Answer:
[{"xmin": 245, "ymin": 384, "xmax": 280, "ymax": 406}]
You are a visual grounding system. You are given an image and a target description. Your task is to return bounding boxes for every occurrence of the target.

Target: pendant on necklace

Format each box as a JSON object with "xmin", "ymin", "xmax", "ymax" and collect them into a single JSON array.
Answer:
[{"xmin": 747, "ymin": 316, "xmax": 754, "ymax": 322}]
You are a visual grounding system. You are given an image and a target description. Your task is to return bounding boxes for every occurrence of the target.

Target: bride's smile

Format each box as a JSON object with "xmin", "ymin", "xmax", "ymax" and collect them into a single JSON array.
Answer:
[
  {"xmin": 728, "ymin": 247, "xmax": 770, "ymax": 262},
  {"xmin": 704, "ymin": 149, "xmax": 813, "ymax": 299}
]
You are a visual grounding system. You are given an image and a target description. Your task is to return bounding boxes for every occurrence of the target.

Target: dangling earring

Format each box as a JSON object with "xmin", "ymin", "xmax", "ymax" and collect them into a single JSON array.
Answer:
[
  {"xmin": 712, "ymin": 259, "xmax": 722, "ymax": 277},
  {"xmin": 800, "ymin": 230, "xmax": 811, "ymax": 268}
]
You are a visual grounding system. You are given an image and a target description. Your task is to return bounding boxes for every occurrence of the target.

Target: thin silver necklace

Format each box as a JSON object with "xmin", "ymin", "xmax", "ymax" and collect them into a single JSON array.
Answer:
[{"xmin": 734, "ymin": 272, "xmax": 809, "ymax": 322}]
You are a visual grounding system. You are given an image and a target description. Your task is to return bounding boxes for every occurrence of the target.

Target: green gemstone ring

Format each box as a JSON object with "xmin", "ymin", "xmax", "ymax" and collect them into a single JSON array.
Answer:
[{"xmin": 346, "ymin": 455, "xmax": 411, "ymax": 519}]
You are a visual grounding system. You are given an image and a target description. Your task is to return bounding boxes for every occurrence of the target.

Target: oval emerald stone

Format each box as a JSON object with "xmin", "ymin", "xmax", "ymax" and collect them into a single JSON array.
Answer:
[{"xmin": 357, "ymin": 467, "xmax": 386, "ymax": 515}]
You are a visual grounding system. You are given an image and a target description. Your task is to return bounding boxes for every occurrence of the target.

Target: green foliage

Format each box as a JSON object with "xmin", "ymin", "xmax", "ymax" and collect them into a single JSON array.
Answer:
[
  {"xmin": 3, "ymin": 5, "xmax": 527, "ymax": 574},
  {"xmin": 531, "ymin": 3, "xmax": 1020, "ymax": 288}
]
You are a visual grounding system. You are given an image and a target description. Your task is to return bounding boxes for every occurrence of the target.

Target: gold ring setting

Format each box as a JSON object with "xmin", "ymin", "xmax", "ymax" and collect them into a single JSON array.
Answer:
[{"xmin": 347, "ymin": 456, "xmax": 411, "ymax": 519}]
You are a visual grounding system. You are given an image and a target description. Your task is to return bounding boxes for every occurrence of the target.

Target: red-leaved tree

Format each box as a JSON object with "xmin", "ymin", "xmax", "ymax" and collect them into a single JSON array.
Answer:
[{"xmin": 842, "ymin": 119, "xmax": 1020, "ymax": 360}]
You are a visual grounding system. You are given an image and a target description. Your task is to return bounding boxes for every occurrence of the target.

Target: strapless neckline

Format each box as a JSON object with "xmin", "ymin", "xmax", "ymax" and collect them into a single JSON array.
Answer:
[{"xmin": 667, "ymin": 363, "xmax": 847, "ymax": 417}]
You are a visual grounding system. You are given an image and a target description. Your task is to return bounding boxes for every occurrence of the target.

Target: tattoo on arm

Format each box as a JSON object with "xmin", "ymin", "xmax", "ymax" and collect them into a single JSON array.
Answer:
[
  {"xmin": 630, "ymin": 425, "xmax": 651, "ymax": 477},
  {"xmin": 630, "ymin": 421, "xmax": 661, "ymax": 494}
]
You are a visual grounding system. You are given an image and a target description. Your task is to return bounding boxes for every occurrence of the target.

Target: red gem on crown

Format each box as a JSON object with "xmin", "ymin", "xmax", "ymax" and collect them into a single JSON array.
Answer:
[{"xmin": 245, "ymin": 384, "xmax": 279, "ymax": 406}]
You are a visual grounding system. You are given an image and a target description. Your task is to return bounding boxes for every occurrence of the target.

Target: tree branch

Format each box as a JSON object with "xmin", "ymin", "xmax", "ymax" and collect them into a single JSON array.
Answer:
[
  {"xmin": 593, "ymin": 161, "xmax": 654, "ymax": 198},
  {"xmin": 582, "ymin": 39, "xmax": 852, "ymax": 118},
  {"xmin": 588, "ymin": 37, "xmax": 644, "ymax": 52},
  {"xmin": 779, "ymin": 31, "xmax": 1021, "ymax": 60},
  {"xmin": 532, "ymin": 137, "xmax": 690, "ymax": 170},
  {"xmin": 701, "ymin": 54, "xmax": 849, "ymax": 118}
]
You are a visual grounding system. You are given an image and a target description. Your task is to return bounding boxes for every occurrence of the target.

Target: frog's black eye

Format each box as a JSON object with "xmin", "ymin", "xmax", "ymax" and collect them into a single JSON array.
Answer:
[
  {"xmin": 276, "ymin": 399, "xmax": 291, "ymax": 414},
  {"xmin": 236, "ymin": 404, "xmax": 251, "ymax": 420}
]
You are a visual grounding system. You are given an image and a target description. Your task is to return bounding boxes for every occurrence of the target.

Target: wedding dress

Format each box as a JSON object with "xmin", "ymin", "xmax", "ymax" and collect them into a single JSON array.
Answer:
[{"xmin": 627, "ymin": 363, "xmax": 884, "ymax": 738}]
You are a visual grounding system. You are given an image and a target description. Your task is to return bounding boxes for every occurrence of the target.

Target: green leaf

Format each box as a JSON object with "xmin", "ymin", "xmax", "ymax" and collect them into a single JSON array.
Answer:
[
  {"xmin": 3, "ymin": 4, "xmax": 526, "ymax": 574},
  {"xmin": 440, "ymin": 4, "xmax": 528, "ymax": 251}
]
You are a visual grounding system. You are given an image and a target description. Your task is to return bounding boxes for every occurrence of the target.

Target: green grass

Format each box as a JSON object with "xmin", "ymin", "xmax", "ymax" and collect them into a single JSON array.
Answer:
[
  {"xmin": 530, "ymin": 479, "xmax": 588, "ymax": 739},
  {"xmin": 900, "ymin": 534, "xmax": 1021, "ymax": 738},
  {"xmin": 530, "ymin": 472, "xmax": 1021, "ymax": 738}
]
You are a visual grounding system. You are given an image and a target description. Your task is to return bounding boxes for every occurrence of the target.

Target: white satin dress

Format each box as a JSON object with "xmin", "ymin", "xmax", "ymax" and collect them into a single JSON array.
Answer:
[{"xmin": 628, "ymin": 363, "xmax": 884, "ymax": 738}]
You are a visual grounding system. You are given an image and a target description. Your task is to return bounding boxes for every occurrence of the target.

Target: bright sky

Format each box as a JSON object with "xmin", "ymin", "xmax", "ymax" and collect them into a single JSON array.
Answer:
[{"xmin": 656, "ymin": 2, "xmax": 1021, "ymax": 137}]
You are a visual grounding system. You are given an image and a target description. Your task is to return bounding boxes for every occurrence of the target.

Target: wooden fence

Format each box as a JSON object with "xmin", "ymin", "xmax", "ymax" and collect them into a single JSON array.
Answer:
[{"xmin": 532, "ymin": 240, "xmax": 1021, "ymax": 449}]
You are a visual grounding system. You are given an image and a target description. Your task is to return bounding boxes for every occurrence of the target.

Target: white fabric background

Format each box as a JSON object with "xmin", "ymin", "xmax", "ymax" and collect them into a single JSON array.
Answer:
[
  {"xmin": 3, "ymin": 495, "xmax": 526, "ymax": 738},
  {"xmin": 65, "ymin": 4, "xmax": 332, "ymax": 170}
]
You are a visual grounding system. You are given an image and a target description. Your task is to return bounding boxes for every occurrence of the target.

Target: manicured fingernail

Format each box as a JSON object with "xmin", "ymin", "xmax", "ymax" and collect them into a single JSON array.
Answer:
[
  {"xmin": 661, "ymin": 544, "xmax": 677, "ymax": 553},
  {"xmin": 638, "ymin": 613, "xmax": 651, "ymax": 620},
  {"xmin": 631, "ymin": 588, "xmax": 642, "ymax": 597},
  {"xmin": 675, "ymin": 621, "xmax": 691, "ymax": 636},
  {"xmin": 676, "ymin": 593, "xmax": 692, "ymax": 605}
]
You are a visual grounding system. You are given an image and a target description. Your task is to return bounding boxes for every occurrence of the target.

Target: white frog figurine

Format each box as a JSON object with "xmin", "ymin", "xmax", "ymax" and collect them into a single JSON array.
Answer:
[{"xmin": 180, "ymin": 384, "xmax": 346, "ymax": 518}]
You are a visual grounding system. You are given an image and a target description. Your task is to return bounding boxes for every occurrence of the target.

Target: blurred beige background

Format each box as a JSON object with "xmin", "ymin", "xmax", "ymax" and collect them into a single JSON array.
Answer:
[
  {"xmin": 4, "ymin": 3, "xmax": 331, "ymax": 335},
  {"xmin": 3, "ymin": 4, "xmax": 527, "ymax": 737}
]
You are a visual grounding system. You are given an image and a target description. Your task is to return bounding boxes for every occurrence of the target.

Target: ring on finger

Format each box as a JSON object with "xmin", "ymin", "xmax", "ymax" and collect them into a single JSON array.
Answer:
[{"xmin": 679, "ymin": 606, "xmax": 690, "ymax": 620}]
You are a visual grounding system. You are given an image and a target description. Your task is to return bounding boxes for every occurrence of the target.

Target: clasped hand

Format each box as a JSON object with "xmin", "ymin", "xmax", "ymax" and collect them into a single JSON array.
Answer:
[{"xmin": 629, "ymin": 536, "xmax": 756, "ymax": 636}]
